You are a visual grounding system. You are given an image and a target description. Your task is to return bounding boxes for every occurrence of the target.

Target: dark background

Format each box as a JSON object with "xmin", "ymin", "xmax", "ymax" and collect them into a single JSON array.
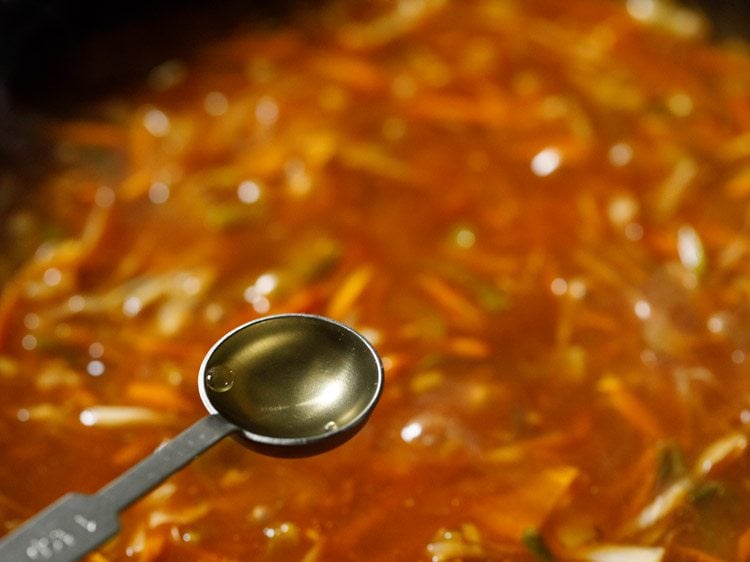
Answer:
[
  {"xmin": 1, "ymin": 0, "xmax": 748, "ymax": 103},
  {"xmin": 0, "ymin": 0, "xmax": 748, "ymax": 164}
]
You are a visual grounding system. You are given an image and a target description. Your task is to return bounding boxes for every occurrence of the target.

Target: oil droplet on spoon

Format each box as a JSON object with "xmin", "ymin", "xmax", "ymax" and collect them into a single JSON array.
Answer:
[{"xmin": 206, "ymin": 365, "xmax": 234, "ymax": 393}]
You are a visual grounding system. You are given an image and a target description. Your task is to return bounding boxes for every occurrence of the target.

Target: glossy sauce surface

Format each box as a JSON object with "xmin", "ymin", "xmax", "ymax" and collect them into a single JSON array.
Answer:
[{"xmin": 3, "ymin": 1, "xmax": 750, "ymax": 560}]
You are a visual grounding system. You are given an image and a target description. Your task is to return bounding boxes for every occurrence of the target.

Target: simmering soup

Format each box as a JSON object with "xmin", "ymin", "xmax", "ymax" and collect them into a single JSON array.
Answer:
[{"xmin": 2, "ymin": 0, "xmax": 750, "ymax": 560}]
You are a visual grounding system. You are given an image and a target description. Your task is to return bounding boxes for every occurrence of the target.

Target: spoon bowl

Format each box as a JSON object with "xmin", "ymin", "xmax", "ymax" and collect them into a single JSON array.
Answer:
[{"xmin": 199, "ymin": 313, "xmax": 384, "ymax": 455}]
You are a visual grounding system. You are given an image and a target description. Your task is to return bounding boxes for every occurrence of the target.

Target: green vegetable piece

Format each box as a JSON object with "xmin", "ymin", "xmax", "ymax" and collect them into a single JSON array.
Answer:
[
  {"xmin": 656, "ymin": 441, "xmax": 687, "ymax": 487},
  {"xmin": 522, "ymin": 528, "xmax": 555, "ymax": 562},
  {"xmin": 689, "ymin": 480, "xmax": 725, "ymax": 505}
]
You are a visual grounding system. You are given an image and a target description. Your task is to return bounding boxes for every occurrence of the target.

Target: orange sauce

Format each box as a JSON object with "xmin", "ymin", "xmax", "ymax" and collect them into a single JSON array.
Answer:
[{"xmin": 2, "ymin": 1, "xmax": 750, "ymax": 560}]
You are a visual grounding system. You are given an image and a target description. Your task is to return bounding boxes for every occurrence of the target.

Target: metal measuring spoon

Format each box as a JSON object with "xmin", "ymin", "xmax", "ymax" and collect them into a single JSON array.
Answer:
[{"xmin": 0, "ymin": 314, "xmax": 383, "ymax": 562}]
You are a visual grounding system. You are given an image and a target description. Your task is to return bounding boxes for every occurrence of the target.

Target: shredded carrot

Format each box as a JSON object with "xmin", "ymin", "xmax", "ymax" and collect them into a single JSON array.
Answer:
[
  {"xmin": 277, "ymin": 286, "xmax": 327, "ymax": 315},
  {"xmin": 119, "ymin": 168, "xmax": 154, "ymax": 201},
  {"xmin": 405, "ymin": 93, "xmax": 509, "ymax": 126},
  {"xmin": 326, "ymin": 265, "xmax": 374, "ymax": 318},
  {"xmin": 0, "ymin": 278, "xmax": 23, "ymax": 348},
  {"xmin": 445, "ymin": 336, "xmax": 491, "ymax": 359},
  {"xmin": 236, "ymin": 140, "xmax": 289, "ymax": 177},
  {"xmin": 125, "ymin": 382, "xmax": 193, "ymax": 413},
  {"xmin": 725, "ymin": 164, "xmax": 750, "ymax": 199},
  {"xmin": 128, "ymin": 116, "xmax": 159, "ymax": 173},
  {"xmin": 718, "ymin": 132, "xmax": 750, "ymax": 162},
  {"xmin": 83, "ymin": 553, "xmax": 110, "ymax": 562},
  {"xmin": 380, "ymin": 352, "xmax": 411, "ymax": 380},
  {"xmin": 417, "ymin": 274, "xmax": 484, "ymax": 330},
  {"xmin": 337, "ymin": 143, "xmax": 417, "ymax": 183},
  {"xmin": 447, "ymin": 248, "xmax": 521, "ymax": 276},
  {"xmin": 738, "ymin": 526, "xmax": 750, "ymax": 562},
  {"xmin": 471, "ymin": 466, "xmax": 579, "ymax": 540},
  {"xmin": 131, "ymin": 528, "xmax": 166, "ymax": 562},
  {"xmin": 310, "ymin": 52, "xmax": 387, "ymax": 92},
  {"xmin": 486, "ymin": 431, "xmax": 573, "ymax": 464},
  {"xmin": 576, "ymin": 308, "xmax": 622, "ymax": 333},
  {"xmin": 598, "ymin": 375, "xmax": 664, "ymax": 439}
]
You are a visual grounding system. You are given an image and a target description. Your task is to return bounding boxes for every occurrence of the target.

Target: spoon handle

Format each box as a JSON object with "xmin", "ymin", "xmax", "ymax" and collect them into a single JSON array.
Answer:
[
  {"xmin": 98, "ymin": 413, "xmax": 237, "ymax": 511},
  {"xmin": 0, "ymin": 414, "xmax": 237, "ymax": 562}
]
